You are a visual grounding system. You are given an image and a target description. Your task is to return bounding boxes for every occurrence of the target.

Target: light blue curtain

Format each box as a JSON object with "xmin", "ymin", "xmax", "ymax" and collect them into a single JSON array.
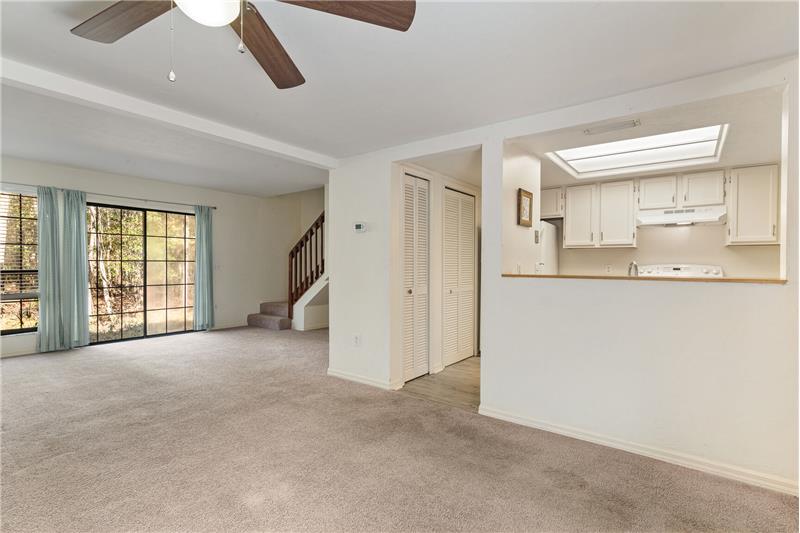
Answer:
[
  {"xmin": 36, "ymin": 186, "xmax": 63, "ymax": 352},
  {"xmin": 193, "ymin": 205, "xmax": 214, "ymax": 331},
  {"xmin": 61, "ymin": 190, "xmax": 90, "ymax": 348}
]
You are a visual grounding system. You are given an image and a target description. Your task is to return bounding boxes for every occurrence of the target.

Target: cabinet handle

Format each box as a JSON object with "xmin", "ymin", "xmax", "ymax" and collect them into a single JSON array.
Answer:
[
  {"xmin": 773, "ymin": 224, "xmax": 776, "ymax": 237},
  {"xmin": 684, "ymin": 193, "xmax": 687, "ymax": 201},
  {"xmin": 672, "ymin": 195, "xmax": 675, "ymax": 203},
  {"xmin": 590, "ymin": 232, "xmax": 594, "ymax": 242},
  {"xmin": 600, "ymin": 231, "xmax": 603, "ymax": 241}
]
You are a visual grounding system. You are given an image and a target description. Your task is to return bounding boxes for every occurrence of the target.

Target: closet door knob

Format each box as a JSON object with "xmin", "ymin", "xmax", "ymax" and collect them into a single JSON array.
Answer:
[{"xmin": 407, "ymin": 289, "xmax": 413, "ymax": 295}]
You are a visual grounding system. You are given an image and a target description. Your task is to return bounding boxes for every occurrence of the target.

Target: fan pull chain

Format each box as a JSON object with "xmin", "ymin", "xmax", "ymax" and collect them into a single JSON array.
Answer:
[
  {"xmin": 237, "ymin": 1, "xmax": 246, "ymax": 53},
  {"xmin": 167, "ymin": 0, "xmax": 176, "ymax": 82}
]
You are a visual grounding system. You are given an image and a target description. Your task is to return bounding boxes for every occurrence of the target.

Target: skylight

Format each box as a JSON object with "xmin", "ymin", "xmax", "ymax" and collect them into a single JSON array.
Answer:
[{"xmin": 546, "ymin": 124, "xmax": 728, "ymax": 179}]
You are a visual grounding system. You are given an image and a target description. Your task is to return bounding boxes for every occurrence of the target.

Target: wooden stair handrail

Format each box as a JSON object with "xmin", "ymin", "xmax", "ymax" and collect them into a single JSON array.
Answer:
[{"xmin": 288, "ymin": 212, "xmax": 325, "ymax": 319}]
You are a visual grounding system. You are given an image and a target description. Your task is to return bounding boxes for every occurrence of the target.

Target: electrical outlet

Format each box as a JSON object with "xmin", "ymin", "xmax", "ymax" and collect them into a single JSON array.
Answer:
[
  {"xmin": 353, "ymin": 335, "xmax": 361, "ymax": 347},
  {"xmin": 604, "ymin": 264, "xmax": 613, "ymax": 274}
]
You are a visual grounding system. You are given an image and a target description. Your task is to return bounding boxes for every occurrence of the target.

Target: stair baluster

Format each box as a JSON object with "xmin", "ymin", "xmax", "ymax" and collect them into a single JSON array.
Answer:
[{"xmin": 288, "ymin": 212, "xmax": 325, "ymax": 319}]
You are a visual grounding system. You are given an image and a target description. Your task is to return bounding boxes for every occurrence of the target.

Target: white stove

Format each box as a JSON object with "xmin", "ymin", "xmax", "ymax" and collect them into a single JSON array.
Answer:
[{"xmin": 638, "ymin": 264, "xmax": 724, "ymax": 278}]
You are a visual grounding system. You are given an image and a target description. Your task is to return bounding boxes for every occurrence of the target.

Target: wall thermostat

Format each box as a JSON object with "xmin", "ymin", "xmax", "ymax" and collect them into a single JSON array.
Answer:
[{"xmin": 354, "ymin": 222, "xmax": 366, "ymax": 233}]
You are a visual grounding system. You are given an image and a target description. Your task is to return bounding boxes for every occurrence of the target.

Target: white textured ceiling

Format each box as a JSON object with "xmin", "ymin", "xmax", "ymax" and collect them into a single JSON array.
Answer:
[
  {"xmin": 403, "ymin": 87, "xmax": 784, "ymax": 188},
  {"xmin": 1, "ymin": 1, "xmax": 797, "ymax": 159},
  {"xmin": 0, "ymin": 1, "xmax": 796, "ymax": 196},
  {"xmin": 410, "ymin": 146, "xmax": 482, "ymax": 186},
  {"xmin": 0, "ymin": 86, "xmax": 328, "ymax": 197},
  {"xmin": 512, "ymin": 87, "xmax": 785, "ymax": 187}
]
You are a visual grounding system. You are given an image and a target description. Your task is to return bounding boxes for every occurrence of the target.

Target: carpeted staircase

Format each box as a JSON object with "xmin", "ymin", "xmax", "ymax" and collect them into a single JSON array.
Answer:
[{"xmin": 247, "ymin": 301, "xmax": 291, "ymax": 330}]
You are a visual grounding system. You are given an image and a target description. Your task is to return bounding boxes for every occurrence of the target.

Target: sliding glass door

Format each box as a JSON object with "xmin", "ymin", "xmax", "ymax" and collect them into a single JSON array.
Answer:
[{"xmin": 87, "ymin": 204, "xmax": 195, "ymax": 344}]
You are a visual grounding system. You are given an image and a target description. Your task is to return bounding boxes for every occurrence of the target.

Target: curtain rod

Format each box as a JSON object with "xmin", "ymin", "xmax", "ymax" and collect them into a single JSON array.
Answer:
[{"xmin": 1, "ymin": 181, "xmax": 217, "ymax": 210}]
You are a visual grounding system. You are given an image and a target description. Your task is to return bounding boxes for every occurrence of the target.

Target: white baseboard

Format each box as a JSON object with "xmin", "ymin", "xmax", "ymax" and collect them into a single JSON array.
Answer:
[
  {"xmin": 327, "ymin": 367, "xmax": 394, "ymax": 390},
  {"xmin": 297, "ymin": 320, "xmax": 329, "ymax": 331},
  {"xmin": 479, "ymin": 405, "xmax": 798, "ymax": 496}
]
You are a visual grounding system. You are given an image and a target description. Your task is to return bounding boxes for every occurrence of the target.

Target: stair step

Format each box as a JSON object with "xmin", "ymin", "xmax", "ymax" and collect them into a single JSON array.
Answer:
[
  {"xmin": 247, "ymin": 313, "xmax": 291, "ymax": 330},
  {"xmin": 259, "ymin": 301, "xmax": 289, "ymax": 317}
]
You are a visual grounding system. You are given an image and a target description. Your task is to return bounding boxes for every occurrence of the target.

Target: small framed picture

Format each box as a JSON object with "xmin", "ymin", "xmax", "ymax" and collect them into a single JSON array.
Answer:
[{"xmin": 517, "ymin": 188, "xmax": 533, "ymax": 227}]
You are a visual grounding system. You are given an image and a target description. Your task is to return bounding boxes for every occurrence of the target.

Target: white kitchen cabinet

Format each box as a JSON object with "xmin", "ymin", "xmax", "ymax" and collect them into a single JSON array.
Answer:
[
  {"xmin": 564, "ymin": 184, "xmax": 596, "ymax": 247},
  {"xmin": 727, "ymin": 165, "xmax": 779, "ymax": 245},
  {"xmin": 638, "ymin": 175, "xmax": 677, "ymax": 209},
  {"xmin": 599, "ymin": 180, "xmax": 636, "ymax": 247},
  {"xmin": 681, "ymin": 170, "xmax": 725, "ymax": 207},
  {"xmin": 540, "ymin": 187, "xmax": 564, "ymax": 219}
]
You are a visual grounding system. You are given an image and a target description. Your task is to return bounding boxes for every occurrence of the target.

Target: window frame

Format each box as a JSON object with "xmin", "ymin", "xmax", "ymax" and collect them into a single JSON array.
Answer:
[
  {"xmin": 87, "ymin": 202, "xmax": 196, "ymax": 345},
  {"xmin": 1, "ymin": 193, "xmax": 39, "ymax": 335}
]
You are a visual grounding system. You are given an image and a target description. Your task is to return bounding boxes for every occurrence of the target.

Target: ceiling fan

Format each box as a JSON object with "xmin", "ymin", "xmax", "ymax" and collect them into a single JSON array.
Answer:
[{"xmin": 71, "ymin": 0, "xmax": 416, "ymax": 89}]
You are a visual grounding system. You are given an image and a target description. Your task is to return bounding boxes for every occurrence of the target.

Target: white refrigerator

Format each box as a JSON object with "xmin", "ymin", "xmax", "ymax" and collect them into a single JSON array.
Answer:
[{"xmin": 535, "ymin": 221, "xmax": 559, "ymax": 274}]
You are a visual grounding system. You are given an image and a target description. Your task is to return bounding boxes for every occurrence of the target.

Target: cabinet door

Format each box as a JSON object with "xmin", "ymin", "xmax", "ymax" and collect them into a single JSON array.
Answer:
[
  {"xmin": 728, "ymin": 165, "xmax": 778, "ymax": 245},
  {"xmin": 564, "ymin": 184, "xmax": 596, "ymax": 247},
  {"xmin": 599, "ymin": 180, "xmax": 635, "ymax": 247},
  {"xmin": 540, "ymin": 187, "xmax": 563, "ymax": 219},
  {"xmin": 639, "ymin": 176, "xmax": 676, "ymax": 209},
  {"xmin": 681, "ymin": 170, "xmax": 725, "ymax": 207}
]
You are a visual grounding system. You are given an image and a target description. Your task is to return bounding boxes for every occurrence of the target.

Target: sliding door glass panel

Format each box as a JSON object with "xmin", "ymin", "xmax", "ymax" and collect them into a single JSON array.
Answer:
[
  {"xmin": 87, "ymin": 206, "xmax": 145, "ymax": 343},
  {"xmin": 87, "ymin": 204, "xmax": 194, "ymax": 344}
]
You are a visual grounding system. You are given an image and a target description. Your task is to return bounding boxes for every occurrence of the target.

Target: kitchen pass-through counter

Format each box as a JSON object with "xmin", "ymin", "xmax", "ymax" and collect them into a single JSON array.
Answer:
[{"xmin": 502, "ymin": 273, "xmax": 786, "ymax": 284}]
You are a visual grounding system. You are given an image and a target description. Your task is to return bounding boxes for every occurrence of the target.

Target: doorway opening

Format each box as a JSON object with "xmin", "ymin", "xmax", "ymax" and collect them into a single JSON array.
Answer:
[{"xmin": 396, "ymin": 146, "xmax": 482, "ymax": 411}]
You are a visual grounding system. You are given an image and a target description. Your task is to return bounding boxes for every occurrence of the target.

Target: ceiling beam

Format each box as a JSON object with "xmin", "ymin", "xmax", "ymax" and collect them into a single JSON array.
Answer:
[{"xmin": 0, "ymin": 58, "xmax": 339, "ymax": 170}]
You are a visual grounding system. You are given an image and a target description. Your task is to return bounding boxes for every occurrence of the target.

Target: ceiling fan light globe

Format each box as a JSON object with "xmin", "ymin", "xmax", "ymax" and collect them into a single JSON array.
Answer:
[{"xmin": 175, "ymin": 0, "xmax": 241, "ymax": 27}]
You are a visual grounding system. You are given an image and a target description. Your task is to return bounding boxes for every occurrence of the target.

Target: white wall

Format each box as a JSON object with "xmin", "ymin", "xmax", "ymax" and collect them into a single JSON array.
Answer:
[
  {"xmin": 1, "ymin": 157, "xmax": 318, "ymax": 356},
  {"xmin": 327, "ymin": 57, "xmax": 798, "ymax": 493},
  {"xmin": 328, "ymin": 156, "xmax": 394, "ymax": 388},
  {"xmin": 502, "ymin": 146, "xmax": 541, "ymax": 274},
  {"xmin": 289, "ymin": 187, "xmax": 325, "ymax": 236},
  {"xmin": 553, "ymin": 222, "xmax": 780, "ymax": 278}
]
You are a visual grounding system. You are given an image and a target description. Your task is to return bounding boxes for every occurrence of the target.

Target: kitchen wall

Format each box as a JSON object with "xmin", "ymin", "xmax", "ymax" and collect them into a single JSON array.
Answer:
[
  {"xmin": 551, "ymin": 221, "xmax": 780, "ymax": 278},
  {"xmin": 502, "ymin": 147, "xmax": 541, "ymax": 274},
  {"xmin": 327, "ymin": 56, "xmax": 798, "ymax": 493},
  {"xmin": 0, "ymin": 156, "xmax": 322, "ymax": 357}
]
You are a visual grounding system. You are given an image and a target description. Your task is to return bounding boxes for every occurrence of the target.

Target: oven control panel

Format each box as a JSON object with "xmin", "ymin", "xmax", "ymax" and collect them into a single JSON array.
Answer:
[{"xmin": 639, "ymin": 264, "xmax": 724, "ymax": 278}]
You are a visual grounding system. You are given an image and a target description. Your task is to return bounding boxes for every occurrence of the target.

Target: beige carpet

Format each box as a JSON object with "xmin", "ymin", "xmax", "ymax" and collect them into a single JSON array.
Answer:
[{"xmin": 1, "ymin": 328, "xmax": 797, "ymax": 532}]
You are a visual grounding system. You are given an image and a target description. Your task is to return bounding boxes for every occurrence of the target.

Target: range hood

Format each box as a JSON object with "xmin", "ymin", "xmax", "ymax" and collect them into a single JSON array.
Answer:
[{"xmin": 637, "ymin": 205, "xmax": 726, "ymax": 226}]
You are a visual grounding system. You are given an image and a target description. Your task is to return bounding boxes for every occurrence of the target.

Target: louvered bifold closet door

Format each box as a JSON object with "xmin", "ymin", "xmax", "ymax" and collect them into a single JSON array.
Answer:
[
  {"xmin": 443, "ymin": 190, "xmax": 460, "ymax": 366},
  {"xmin": 443, "ymin": 189, "xmax": 475, "ymax": 367},
  {"xmin": 403, "ymin": 175, "xmax": 430, "ymax": 382},
  {"xmin": 457, "ymin": 193, "xmax": 475, "ymax": 360}
]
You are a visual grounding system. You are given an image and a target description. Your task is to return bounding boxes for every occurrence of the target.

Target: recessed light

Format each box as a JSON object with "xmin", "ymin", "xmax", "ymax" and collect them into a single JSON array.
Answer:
[{"xmin": 546, "ymin": 124, "xmax": 728, "ymax": 179}]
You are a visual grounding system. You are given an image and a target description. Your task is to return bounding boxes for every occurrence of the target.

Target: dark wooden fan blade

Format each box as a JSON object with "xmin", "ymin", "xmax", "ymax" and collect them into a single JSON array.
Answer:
[
  {"xmin": 71, "ymin": 1, "xmax": 172, "ymax": 43},
  {"xmin": 231, "ymin": 4, "xmax": 305, "ymax": 89},
  {"xmin": 279, "ymin": 1, "xmax": 415, "ymax": 32}
]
